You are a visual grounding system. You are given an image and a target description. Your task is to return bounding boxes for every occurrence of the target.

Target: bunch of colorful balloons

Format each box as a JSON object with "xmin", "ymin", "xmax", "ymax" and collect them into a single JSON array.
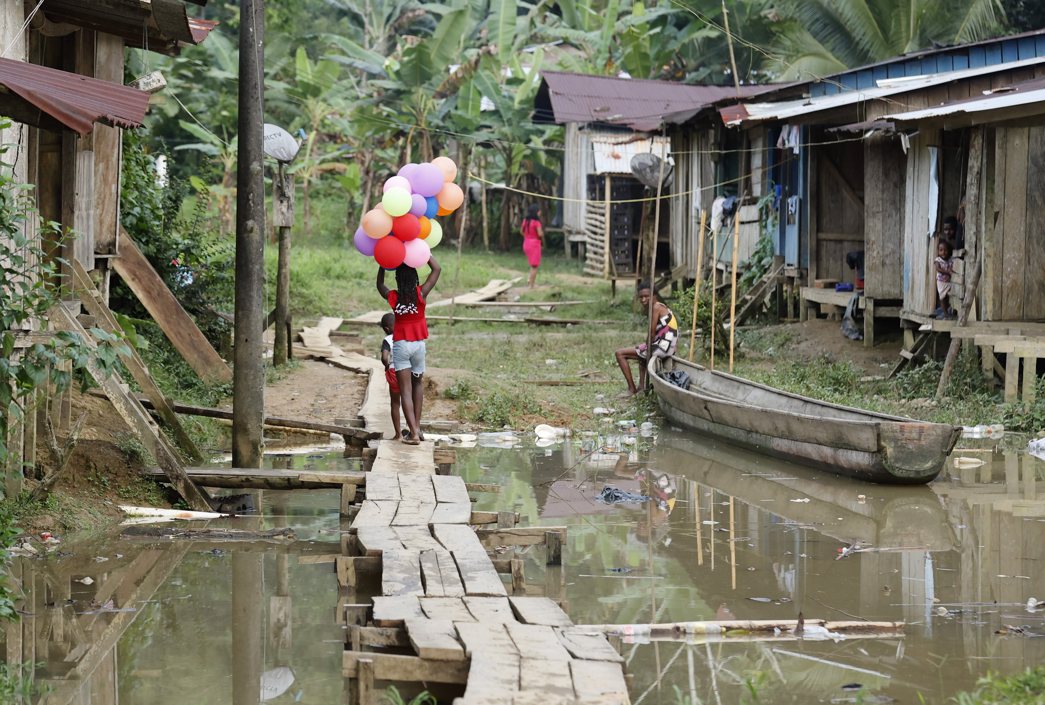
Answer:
[{"xmin": 353, "ymin": 156, "xmax": 463, "ymax": 269}]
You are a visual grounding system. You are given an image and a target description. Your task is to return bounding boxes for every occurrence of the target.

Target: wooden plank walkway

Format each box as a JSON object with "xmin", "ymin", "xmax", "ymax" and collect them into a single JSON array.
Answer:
[
  {"xmin": 345, "ymin": 279, "xmax": 519, "ymax": 325},
  {"xmin": 342, "ymin": 438, "xmax": 630, "ymax": 705}
]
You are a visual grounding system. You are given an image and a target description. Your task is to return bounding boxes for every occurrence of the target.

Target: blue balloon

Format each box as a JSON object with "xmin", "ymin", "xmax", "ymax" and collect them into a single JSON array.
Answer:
[{"xmin": 424, "ymin": 196, "xmax": 439, "ymax": 219}]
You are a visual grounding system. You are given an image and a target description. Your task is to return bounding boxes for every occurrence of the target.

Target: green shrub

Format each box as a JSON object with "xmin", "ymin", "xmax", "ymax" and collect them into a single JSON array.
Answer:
[{"xmin": 952, "ymin": 666, "xmax": 1045, "ymax": 705}]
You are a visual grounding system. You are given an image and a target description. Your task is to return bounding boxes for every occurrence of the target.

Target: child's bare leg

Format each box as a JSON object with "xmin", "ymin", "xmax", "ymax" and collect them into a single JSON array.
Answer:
[
  {"xmin": 396, "ymin": 370, "xmax": 421, "ymax": 440},
  {"xmin": 615, "ymin": 348, "xmax": 639, "ymax": 395},
  {"xmin": 528, "ymin": 266, "xmax": 538, "ymax": 288},
  {"xmin": 389, "ymin": 390, "xmax": 402, "ymax": 438},
  {"xmin": 412, "ymin": 373, "xmax": 425, "ymax": 441}
]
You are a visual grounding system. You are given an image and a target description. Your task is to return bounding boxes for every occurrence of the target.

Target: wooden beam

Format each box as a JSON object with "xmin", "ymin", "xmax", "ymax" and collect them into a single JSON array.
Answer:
[
  {"xmin": 343, "ymin": 651, "xmax": 468, "ymax": 683},
  {"xmin": 51, "ymin": 305, "xmax": 212, "ymax": 510},
  {"xmin": 111, "ymin": 230, "xmax": 232, "ymax": 384},
  {"xmin": 69, "ymin": 258, "xmax": 203, "ymax": 462}
]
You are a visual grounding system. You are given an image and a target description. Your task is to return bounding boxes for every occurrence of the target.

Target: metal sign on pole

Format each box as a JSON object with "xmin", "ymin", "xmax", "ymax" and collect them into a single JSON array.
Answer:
[{"xmin": 264, "ymin": 124, "xmax": 300, "ymax": 367}]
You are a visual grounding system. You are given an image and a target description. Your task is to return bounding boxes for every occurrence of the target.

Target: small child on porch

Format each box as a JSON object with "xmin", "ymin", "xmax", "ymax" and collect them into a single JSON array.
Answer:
[{"xmin": 934, "ymin": 239, "xmax": 954, "ymax": 319}]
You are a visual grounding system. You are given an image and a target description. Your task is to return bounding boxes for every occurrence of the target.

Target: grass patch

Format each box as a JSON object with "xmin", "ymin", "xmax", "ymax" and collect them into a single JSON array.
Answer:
[{"xmin": 952, "ymin": 666, "xmax": 1045, "ymax": 704}]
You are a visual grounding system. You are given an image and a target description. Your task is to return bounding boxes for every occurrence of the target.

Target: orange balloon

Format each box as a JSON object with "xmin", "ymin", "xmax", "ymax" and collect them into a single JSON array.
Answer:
[
  {"xmin": 361, "ymin": 207, "xmax": 393, "ymax": 238},
  {"xmin": 432, "ymin": 156, "xmax": 458, "ymax": 182},
  {"xmin": 437, "ymin": 206, "xmax": 452, "ymax": 216},
  {"xmin": 418, "ymin": 216, "xmax": 432, "ymax": 239},
  {"xmin": 436, "ymin": 182, "xmax": 464, "ymax": 212}
]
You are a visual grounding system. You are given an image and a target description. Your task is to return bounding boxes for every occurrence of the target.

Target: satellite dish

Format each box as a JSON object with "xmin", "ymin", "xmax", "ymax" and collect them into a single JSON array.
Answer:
[
  {"xmin": 630, "ymin": 153, "xmax": 674, "ymax": 190},
  {"xmin": 263, "ymin": 124, "xmax": 300, "ymax": 163}
]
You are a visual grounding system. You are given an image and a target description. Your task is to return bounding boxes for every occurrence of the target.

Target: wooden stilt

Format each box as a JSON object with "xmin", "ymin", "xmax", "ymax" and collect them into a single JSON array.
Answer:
[{"xmin": 687, "ymin": 209, "xmax": 707, "ymax": 362}]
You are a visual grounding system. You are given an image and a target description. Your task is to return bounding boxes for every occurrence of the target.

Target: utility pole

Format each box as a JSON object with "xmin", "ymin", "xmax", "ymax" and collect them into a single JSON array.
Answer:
[{"xmin": 233, "ymin": 0, "xmax": 266, "ymax": 468}]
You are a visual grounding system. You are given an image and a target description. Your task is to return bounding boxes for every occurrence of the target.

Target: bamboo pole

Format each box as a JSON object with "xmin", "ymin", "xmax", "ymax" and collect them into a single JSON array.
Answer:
[
  {"xmin": 644, "ymin": 148, "xmax": 668, "ymax": 391},
  {"xmin": 603, "ymin": 175, "xmax": 611, "ymax": 279},
  {"xmin": 693, "ymin": 481, "xmax": 703, "ymax": 566},
  {"xmin": 688, "ymin": 209, "xmax": 707, "ymax": 362},
  {"xmin": 728, "ymin": 210, "xmax": 741, "ymax": 373},
  {"xmin": 728, "ymin": 496, "xmax": 736, "ymax": 590},
  {"xmin": 710, "ymin": 225, "xmax": 718, "ymax": 370},
  {"xmin": 575, "ymin": 619, "xmax": 905, "ymax": 636}
]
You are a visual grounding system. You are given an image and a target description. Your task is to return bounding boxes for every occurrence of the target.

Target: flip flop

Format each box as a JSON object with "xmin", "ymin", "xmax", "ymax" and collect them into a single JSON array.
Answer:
[{"xmin": 402, "ymin": 435, "xmax": 420, "ymax": 446}]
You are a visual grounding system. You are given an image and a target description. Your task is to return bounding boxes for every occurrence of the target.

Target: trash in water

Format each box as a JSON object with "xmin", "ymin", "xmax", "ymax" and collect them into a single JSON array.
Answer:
[
  {"xmin": 799, "ymin": 624, "xmax": 843, "ymax": 641},
  {"xmin": 953, "ymin": 456, "xmax": 985, "ymax": 469},
  {"xmin": 789, "ymin": 498, "xmax": 811, "ymax": 503},
  {"xmin": 962, "ymin": 424, "xmax": 1004, "ymax": 438},
  {"xmin": 534, "ymin": 424, "xmax": 569, "ymax": 440},
  {"xmin": 840, "ymin": 684, "xmax": 863, "ymax": 692},
  {"xmin": 76, "ymin": 577, "xmax": 95, "ymax": 585},
  {"xmin": 1028, "ymin": 437, "xmax": 1045, "ymax": 461},
  {"xmin": 747, "ymin": 597, "xmax": 773, "ymax": 603},
  {"xmin": 595, "ymin": 486, "xmax": 650, "ymax": 504},
  {"xmin": 607, "ymin": 567, "xmax": 633, "ymax": 574},
  {"xmin": 1027, "ymin": 597, "xmax": 1041, "ymax": 612}
]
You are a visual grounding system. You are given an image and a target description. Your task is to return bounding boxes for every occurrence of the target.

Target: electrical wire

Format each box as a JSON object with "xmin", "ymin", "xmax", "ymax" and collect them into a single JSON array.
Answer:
[{"xmin": 2, "ymin": 0, "xmax": 44, "ymax": 59}]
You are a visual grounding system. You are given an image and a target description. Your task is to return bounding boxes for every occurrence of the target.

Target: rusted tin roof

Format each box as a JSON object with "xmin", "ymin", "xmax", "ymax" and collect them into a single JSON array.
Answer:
[
  {"xmin": 537, "ymin": 71, "xmax": 764, "ymax": 131},
  {"xmin": 40, "ymin": 0, "xmax": 214, "ymax": 55},
  {"xmin": 0, "ymin": 57, "xmax": 149, "ymax": 136}
]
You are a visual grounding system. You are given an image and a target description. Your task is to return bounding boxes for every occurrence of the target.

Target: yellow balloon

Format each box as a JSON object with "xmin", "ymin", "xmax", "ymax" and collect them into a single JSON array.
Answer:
[{"xmin": 426, "ymin": 220, "xmax": 443, "ymax": 248}]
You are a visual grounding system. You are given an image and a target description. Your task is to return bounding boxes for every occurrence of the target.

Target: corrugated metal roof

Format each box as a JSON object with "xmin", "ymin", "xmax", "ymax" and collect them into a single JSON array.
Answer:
[
  {"xmin": 540, "ymin": 71, "xmax": 764, "ymax": 131},
  {"xmin": 883, "ymin": 77, "xmax": 1045, "ymax": 125},
  {"xmin": 0, "ymin": 57, "xmax": 149, "ymax": 135},
  {"xmin": 720, "ymin": 56, "xmax": 1045, "ymax": 126},
  {"xmin": 41, "ymin": 0, "xmax": 214, "ymax": 55},
  {"xmin": 589, "ymin": 131, "xmax": 671, "ymax": 175}
]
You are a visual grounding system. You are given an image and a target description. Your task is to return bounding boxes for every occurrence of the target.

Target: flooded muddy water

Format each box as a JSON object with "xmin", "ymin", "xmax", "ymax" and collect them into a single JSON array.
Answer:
[{"xmin": 3, "ymin": 430, "xmax": 1043, "ymax": 704}]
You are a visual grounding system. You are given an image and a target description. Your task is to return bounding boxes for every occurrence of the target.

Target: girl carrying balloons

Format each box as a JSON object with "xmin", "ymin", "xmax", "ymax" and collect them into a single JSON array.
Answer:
[
  {"xmin": 521, "ymin": 203, "xmax": 543, "ymax": 288},
  {"xmin": 376, "ymin": 256, "xmax": 441, "ymax": 445}
]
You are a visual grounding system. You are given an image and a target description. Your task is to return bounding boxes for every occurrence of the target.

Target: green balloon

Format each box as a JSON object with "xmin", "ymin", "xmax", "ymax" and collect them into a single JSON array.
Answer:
[
  {"xmin": 426, "ymin": 220, "xmax": 443, "ymax": 248},
  {"xmin": 382, "ymin": 187, "xmax": 411, "ymax": 217}
]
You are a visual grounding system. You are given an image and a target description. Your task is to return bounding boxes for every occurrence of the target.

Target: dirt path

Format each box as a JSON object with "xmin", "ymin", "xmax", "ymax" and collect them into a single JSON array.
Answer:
[{"xmin": 265, "ymin": 359, "xmax": 368, "ymax": 425}]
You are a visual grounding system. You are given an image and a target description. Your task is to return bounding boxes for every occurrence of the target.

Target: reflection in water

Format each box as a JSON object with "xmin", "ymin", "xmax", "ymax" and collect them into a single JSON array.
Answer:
[
  {"xmin": 1, "ymin": 433, "xmax": 1043, "ymax": 704},
  {"xmin": 459, "ymin": 429, "xmax": 1045, "ymax": 704}
]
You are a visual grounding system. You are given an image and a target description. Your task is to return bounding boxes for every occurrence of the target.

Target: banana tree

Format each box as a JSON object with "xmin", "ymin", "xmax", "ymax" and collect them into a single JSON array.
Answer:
[{"xmin": 766, "ymin": 0, "xmax": 1007, "ymax": 79}]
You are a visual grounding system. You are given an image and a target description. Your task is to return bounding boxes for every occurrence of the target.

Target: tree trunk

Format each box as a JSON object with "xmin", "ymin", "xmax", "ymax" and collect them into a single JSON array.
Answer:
[
  {"xmin": 480, "ymin": 156, "xmax": 490, "ymax": 251},
  {"xmin": 454, "ymin": 143, "xmax": 471, "ymax": 245}
]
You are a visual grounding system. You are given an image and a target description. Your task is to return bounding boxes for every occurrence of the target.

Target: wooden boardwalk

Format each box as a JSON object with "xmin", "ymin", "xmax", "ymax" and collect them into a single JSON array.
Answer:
[{"xmin": 341, "ymin": 439, "xmax": 631, "ymax": 705}]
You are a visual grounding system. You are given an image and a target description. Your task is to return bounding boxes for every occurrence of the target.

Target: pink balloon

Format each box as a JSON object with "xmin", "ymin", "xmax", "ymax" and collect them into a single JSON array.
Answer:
[
  {"xmin": 408, "ymin": 193, "xmax": 427, "ymax": 217},
  {"xmin": 403, "ymin": 238, "xmax": 431, "ymax": 269},
  {"xmin": 409, "ymin": 163, "xmax": 445, "ymax": 197},
  {"xmin": 383, "ymin": 175, "xmax": 410, "ymax": 192},
  {"xmin": 353, "ymin": 227, "xmax": 376, "ymax": 256}
]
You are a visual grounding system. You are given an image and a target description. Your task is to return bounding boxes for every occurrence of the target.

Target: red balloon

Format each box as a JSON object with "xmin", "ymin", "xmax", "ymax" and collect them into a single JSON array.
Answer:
[
  {"xmin": 374, "ymin": 236, "xmax": 406, "ymax": 269},
  {"xmin": 392, "ymin": 213, "xmax": 421, "ymax": 242}
]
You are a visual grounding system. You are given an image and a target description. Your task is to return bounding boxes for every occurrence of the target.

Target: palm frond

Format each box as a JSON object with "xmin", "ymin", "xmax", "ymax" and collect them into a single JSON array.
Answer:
[{"xmin": 949, "ymin": 0, "xmax": 1006, "ymax": 44}]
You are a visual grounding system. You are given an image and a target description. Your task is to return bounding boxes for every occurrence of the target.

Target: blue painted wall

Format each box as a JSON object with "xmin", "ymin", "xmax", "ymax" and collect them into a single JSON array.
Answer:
[{"xmin": 810, "ymin": 33, "xmax": 1045, "ymax": 97}]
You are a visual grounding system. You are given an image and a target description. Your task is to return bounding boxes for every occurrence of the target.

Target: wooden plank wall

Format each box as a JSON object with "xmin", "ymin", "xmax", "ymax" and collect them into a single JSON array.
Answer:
[
  {"xmin": 669, "ymin": 127, "xmax": 718, "ymax": 279},
  {"xmin": 812, "ymin": 139, "xmax": 864, "ymax": 284},
  {"xmin": 902, "ymin": 130, "xmax": 939, "ymax": 316},
  {"xmin": 986, "ymin": 125, "xmax": 1045, "ymax": 321},
  {"xmin": 863, "ymin": 135, "xmax": 905, "ymax": 299},
  {"xmin": 93, "ymin": 32, "xmax": 123, "ymax": 257},
  {"xmin": 562, "ymin": 124, "xmax": 590, "ymax": 235}
]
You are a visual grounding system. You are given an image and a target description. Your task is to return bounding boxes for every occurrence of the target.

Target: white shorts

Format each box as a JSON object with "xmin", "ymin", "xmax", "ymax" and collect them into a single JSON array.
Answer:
[{"xmin": 392, "ymin": 339, "xmax": 426, "ymax": 374}]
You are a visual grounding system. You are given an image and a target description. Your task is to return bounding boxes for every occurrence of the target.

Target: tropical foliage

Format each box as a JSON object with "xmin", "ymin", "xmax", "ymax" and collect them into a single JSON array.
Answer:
[{"xmin": 131, "ymin": 0, "xmax": 1018, "ymax": 249}]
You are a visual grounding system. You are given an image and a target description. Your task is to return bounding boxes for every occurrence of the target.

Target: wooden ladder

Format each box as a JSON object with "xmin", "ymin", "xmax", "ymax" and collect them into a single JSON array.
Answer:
[
  {"xmin": 733, "ymin": 260, "xmax": 785, "ymax": 326},
  {"xmin": 50, "ymin": 302, "xmax": 212, "ymax": 511}
]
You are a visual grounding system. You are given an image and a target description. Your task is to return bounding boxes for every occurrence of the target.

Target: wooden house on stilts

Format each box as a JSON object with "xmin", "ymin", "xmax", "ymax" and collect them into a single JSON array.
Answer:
[{"xmin": 0, "ymin": 1, "xmax": 219, "ymax": 507}]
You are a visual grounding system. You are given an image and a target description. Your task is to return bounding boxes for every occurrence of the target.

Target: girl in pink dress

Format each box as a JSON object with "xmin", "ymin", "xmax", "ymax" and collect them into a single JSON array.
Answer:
[{"xmin": 521, "ymin": 204, "xmax": 543, "ymax": 288}]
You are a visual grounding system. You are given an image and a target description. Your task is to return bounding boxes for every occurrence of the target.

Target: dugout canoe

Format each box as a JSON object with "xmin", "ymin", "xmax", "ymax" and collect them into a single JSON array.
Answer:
[{"xmin": 649, "ymin": 356, "xmax": 960, "ymax": 484}]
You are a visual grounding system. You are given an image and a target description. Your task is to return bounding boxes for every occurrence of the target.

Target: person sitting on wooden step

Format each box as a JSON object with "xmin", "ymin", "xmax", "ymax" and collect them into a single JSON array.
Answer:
[{"xmin": 614, "ymin": 283, "xmax": 678, "ymax": 396}]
